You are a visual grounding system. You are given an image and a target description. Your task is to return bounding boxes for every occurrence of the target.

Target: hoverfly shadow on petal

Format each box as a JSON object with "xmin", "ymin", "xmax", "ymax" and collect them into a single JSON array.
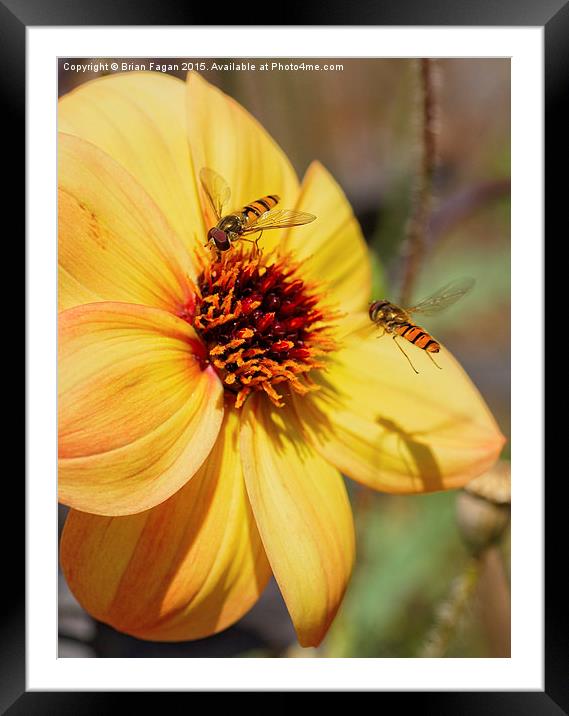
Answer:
[{"xmin": 374, "ymin": 415, "xmax": 443, "ymax": 490}]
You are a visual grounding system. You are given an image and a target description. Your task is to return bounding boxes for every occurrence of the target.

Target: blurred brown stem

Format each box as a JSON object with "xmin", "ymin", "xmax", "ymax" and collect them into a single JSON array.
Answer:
[
  {"xmin": 420, "ymin": 543, "xmax": 511, "ymax": 657},
  {"xmin": 420, "ymin": 556, "xmax": 480, "ymax": 658},
  {"xmin": 476, "ymin": 545, "xmax": 511, "ymax": 657},
  {"xmin": 400, "ymin": 59, "xmax": 439, "ymax": 306}
]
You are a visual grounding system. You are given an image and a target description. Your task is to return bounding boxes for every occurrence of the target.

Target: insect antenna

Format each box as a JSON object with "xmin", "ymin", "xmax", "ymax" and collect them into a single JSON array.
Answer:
[{"xmin": 392, "ymin": 335, "xmax": 419, "ymax": 374}]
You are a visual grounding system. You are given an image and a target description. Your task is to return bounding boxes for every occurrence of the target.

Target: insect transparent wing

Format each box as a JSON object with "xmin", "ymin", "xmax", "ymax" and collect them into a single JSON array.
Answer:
[
  {"xmin": 199, "ymin": 167, "xmax": 231, "ymax": 221},
  {"xmin": 242, "ymin": 209, "xmax": 317, "ymax": 232},
  {"xmin": 407, "ymin": 277, "xmax": 475, "ymax": 316}
]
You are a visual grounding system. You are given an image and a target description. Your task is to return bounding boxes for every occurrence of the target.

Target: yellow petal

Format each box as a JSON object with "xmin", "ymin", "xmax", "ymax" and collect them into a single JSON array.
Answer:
[
  {"xmin": 281, "ymin": 161, "xmax": 372, "ymax": 313},
  {"xmin": 298, "ymin": 315, "xmax": 505, "ymax": 493},
  {"xmin": 186, "ymin": 72, "xmax": 299, "ymax": 236},
  {"xmin": 59, "ymin": 72, "xmax": 205, "ymax": 258},
  {"xmin": 240, "ymin": 396, "xmax": 355, "ymax": 647},
  {"xmin": 58, "ymin": 302, "xmax": 223, "ymax": 516},
  {"xmin": 59, "ymin": 132, "xmax": 197, "ymax": 313},
  {"xmin": 60, "ymin": 410, "xmax": 271, "ymax": 641}
]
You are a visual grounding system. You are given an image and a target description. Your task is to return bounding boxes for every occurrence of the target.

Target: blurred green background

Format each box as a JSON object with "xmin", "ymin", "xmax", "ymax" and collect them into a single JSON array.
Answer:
[{"xmin": 58, "ymin": 58, "xmax": 510, "ymax": 659}]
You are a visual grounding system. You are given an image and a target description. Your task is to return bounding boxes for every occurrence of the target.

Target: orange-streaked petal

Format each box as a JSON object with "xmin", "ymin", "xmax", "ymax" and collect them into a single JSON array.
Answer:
[
  {"xmin": 58, "ymin": 132, "xmax": 196, "ymax": 313},
  {"xmin": 59, "ymin": 72, "xmax": 205, "ymax": 258},
  {"xmin": 240, "ymin": 396, "xmax": 355, "ymax": 647},
  {"xmin": 58, "ymin": 302, "xmax": 223, "ymax": 516},
  {"xmin": 298, "ymin": 314, "xmax": 505, "ymax": 494},
  {"xmin": 186, "ymin": 72, "xmax": 299, "ymax": 236},
  {"xmin": 281, "ymin": 161, "xmax": 372, "ymax": 313},
  {"xmin": 60, "ymin": 409, "xmax": 271, "ymax": 641}
]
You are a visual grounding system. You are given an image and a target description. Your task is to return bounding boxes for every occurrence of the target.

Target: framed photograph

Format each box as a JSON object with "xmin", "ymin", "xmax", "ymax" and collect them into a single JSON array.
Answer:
[{"xmin": 13, "ymin": 0, "xmax": 554, "ymax": 709}]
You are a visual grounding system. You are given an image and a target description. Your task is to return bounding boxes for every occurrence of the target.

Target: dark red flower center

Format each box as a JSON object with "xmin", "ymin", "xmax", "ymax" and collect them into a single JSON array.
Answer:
[{"xmin": 191, "ymin": 247, "xmax": 336, "ymax": 408}]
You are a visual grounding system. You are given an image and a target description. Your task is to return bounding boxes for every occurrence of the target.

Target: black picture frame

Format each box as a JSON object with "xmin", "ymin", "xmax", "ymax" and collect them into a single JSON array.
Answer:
[{"xmin": 11, "ymin": 0, "xmax": 554, "ymax": 710}]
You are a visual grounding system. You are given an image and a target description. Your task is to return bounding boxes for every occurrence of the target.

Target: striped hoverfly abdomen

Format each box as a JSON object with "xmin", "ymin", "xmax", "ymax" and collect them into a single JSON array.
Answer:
[
  {"xmin": 369, "ymin": 278, "xmax": 475, "ymax": 372},
  {"xmin": 369, "ymin": 301, "xmax": 441, "ymax": 353}
]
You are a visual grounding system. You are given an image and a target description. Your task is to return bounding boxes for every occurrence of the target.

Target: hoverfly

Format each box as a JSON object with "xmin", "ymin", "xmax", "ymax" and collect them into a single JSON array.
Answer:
[
  {"xmin": 369, "ymin": 277, "xmax": 475, "ymax": 373},
  {"xmin": 199, "ymin": 167, "xmax": 316, "ymax": 253}
]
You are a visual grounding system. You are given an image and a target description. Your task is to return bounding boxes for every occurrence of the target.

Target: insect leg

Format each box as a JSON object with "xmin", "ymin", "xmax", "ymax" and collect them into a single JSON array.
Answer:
[
  {"xmin": 204, "ymin": 239, "xmax": 221, "ymax": 261},
  {"xmin": 238, "ymin": 230, "xmax": 264, "ymax": 257},
  {"xmin": 253, "ymin": 230, "xmax": 264, "ymax": 254},
  {"xmin": 392, "ymin": 335, "xmax": 419, "ymax": 374},
  {"xmin": 236, "ymin": 235, "xmax": 257, "ymax": 255},
  {"xmin": 426, "ymin": 351, "xmax": 443, "ymax": 370}
]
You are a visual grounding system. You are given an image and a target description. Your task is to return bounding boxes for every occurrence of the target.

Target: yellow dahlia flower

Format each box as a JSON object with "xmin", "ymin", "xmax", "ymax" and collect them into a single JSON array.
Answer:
[{"xmin": 58, "ymin": 72, "xmax": 505, "ymax": 647}]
